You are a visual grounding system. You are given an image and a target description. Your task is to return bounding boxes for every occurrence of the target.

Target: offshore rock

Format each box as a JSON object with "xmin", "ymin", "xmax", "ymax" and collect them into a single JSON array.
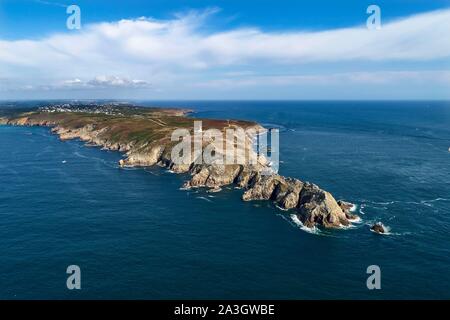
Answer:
[
  {"xmin": 371, "ymin": 222, "xmax": 386, "ymax": 234},
  {"xmin": 295, "ymin": 183, "xmax": 352, "ymax": 228}
]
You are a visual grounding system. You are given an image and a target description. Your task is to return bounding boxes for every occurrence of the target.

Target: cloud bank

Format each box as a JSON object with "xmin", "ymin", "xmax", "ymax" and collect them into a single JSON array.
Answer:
[{"xmin": 0, "ymin": 8, "xmax": 449, "ymax": 98}]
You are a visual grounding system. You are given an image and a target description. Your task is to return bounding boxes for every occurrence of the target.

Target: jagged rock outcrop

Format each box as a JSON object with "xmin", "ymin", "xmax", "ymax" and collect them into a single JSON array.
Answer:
[
  {"xmin": 239, "ymin": 175, "xmax": 355, "ymax": 228},
  {"xmin": 337, "ymin": 200, "xmax": 359, "ymax": 221},
  {"xmin": 123, "ymin": 145, "xmax": 165, "ymax": 167},
  {"xmin": 179, "ymin": 160, "xmax": 357, "ymax": 229},
  {"xmin": 183, "ymin": 163, "xmax": 242, "ymax": 188},
  {"xmin": 295, "ymin": 183, "xmax": 352, "ymax": 228},
  {"xmin": 371, "ymin": 222, "xmax": 386, "ymax": 234}
]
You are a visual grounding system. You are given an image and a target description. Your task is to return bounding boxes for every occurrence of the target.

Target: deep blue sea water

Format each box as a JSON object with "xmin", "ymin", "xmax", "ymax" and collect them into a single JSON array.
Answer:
[{"xmin": 0, "ymin": 101, "xmax": 449, "ymax": 299}]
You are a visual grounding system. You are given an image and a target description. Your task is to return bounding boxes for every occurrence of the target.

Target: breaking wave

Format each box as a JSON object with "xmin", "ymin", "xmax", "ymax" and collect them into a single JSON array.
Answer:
[
  {"xmin": 275, "ymin": 205, "xmax": 289, "ymax": 212},
  {"xmin": 369, "ymin": 222, "xmax": 392, "ymax": 235},
  {"xmin": 290, "ymin": 214, "xmax": 320, "ymax": 235}
]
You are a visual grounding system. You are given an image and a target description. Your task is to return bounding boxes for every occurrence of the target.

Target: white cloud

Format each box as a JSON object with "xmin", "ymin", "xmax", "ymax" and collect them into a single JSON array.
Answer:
[
  {"xmin": 33, "ymin": 0, "xmax": 68, "ymax": 8},
  {"xmin": 85, "ymin": 75, "xmax": 150, "ymax": 88},
  {"xmin": 62, "ymin": 78, "xmax": 83, "ymax": 86},
  {"xmin": 0, "ymin": 75, "xmax": 151, "ymax": 92},
  {"xmin": 56, "ymin": 75, "xmax": 151, "ymax": 89},
  {"xmin": 0, "ymin": 8, "xmax": 449, "ymax": 96},
  {"xmin": 52, "ymin": 76, "xmax": 149, "ymax": 89},
  {"xmin": 191, "ymin": 70, "xmax": 450, "ymax": 89}
]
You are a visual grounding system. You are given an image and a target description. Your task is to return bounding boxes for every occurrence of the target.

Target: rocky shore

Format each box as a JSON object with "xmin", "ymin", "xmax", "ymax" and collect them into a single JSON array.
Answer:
[{"xmin": 0, "ymin": 105, "xmax": 359, "ymax": 230}]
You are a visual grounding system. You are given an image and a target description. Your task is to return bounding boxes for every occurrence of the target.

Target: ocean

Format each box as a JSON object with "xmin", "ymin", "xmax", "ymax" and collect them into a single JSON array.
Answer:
[{"xmin": 0, "ymin": 101, "xmax": 449, "ymax": 299}]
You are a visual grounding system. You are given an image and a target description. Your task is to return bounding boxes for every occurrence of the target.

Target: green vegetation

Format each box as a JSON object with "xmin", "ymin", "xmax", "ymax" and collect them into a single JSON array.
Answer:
[{"xmin": 1, "ymin": 104, "xmax": 258, "ymax": 148}]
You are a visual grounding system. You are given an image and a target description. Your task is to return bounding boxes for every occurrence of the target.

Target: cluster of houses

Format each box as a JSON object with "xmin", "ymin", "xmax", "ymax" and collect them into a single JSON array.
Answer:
[{"xmin": 39, "ymin": 103, "xmax": 125, "ymax": 116}]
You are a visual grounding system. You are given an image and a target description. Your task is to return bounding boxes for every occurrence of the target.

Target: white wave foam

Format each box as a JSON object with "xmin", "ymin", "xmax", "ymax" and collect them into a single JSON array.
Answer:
[
  {"xmin": 370, "ymin": 222, "xmax": 392, "ymax": 235},
  {"xmin": 358, "ymin": 204, "xmax": 366, "ymax": 215},
  {"xmin": 338, "ymin": 223, "xmax": 357, "ymax": 230},
  {"xmin": 348, "ymin": 216, "xmax": 362, "ymax": 223},
  {"xmin": 196, "ymin": 196, "xmax": 213, "ymax": 203},
  {"xmin": 420, "ymin": 198, "xmax": 449, "ymax": 207},
  {"xmin": 290, "ymin": 214, "xmax": 320, "ymax": 234},
  {"xmin": 428, "ymin": 197, "xmax": 449, "ymax": 202},
  {"xmin": 275, "ymin": 205, "xmax": 289, "ymax": 212},
  {"xmin": 73, "ymin": 151, "xmax": 87, "ymax": 159},
  {"xmin": 367, "ymin": 200, "xmax": 395, "ymax": 205},
  {"xmin": 363, "ymin": 198, "xmax": 449, "ymax": 210},
  {"xmin": 421, "ymin": 201, "xmax": 433, "ymax": 207},
  {"xmin": 370, "ymin": 229, "xmax": 392, "ymax": 235}
]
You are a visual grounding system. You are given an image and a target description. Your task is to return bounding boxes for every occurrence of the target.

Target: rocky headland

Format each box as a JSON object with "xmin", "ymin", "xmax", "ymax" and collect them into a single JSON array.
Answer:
[{"xmin": 0, "ymin": 104, "xmax": 359, "ymax": 230}]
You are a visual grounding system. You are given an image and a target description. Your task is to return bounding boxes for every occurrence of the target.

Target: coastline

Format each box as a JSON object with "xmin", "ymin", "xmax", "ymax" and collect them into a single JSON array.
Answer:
[{"xmin": 0, "ymin": 104, "xmax": 359, "ymax": 230}]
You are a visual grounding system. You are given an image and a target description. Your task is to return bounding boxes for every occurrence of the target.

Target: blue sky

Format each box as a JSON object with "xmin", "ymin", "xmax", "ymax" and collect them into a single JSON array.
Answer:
[
  {"xmin": 0, "ymin": 0, "xmax": 449, "ymax": 99},
  {"xmin": 2, "ymin": 0, "xmax": 449, "ymax": 39}
]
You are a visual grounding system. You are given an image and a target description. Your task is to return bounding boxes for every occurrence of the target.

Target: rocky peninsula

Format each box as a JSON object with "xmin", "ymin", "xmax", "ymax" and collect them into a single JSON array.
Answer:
[{"xmin": 0, "ymin": 103, "xmax": 359, "ymax": 230}]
